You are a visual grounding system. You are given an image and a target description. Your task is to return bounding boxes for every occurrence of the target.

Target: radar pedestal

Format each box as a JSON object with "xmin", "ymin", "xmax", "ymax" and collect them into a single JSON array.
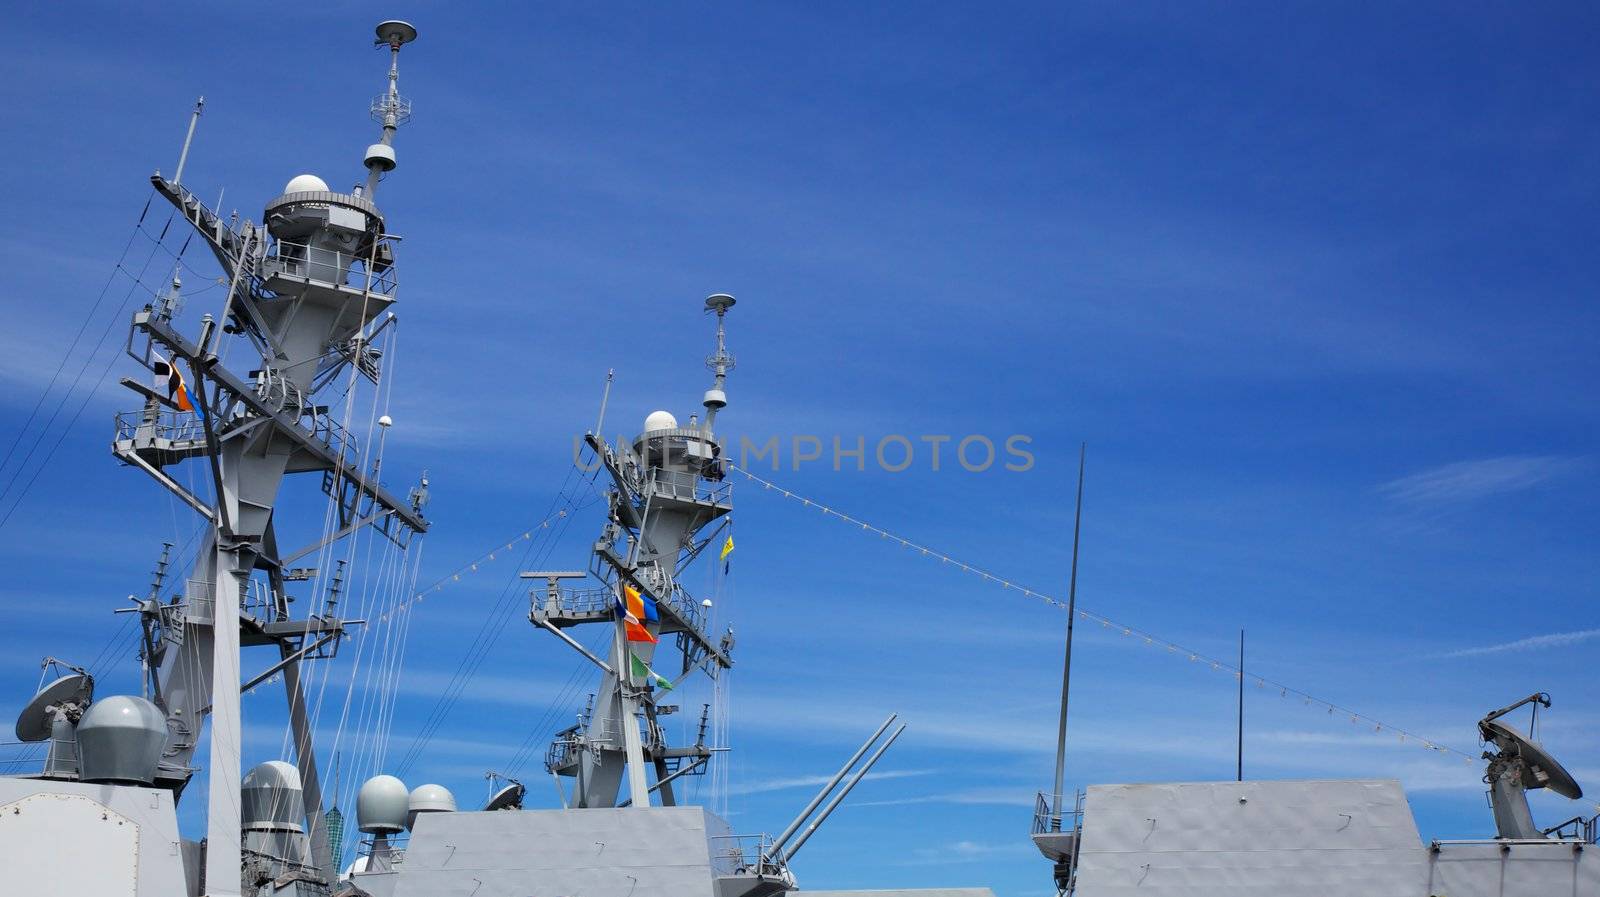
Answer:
[
  {"xmin": 1477, "ymin": 693, "xmax": 1583, "ymax": 840},
  {"xmin": 13, "ymin": 670, "xmax": 93, "ymax": 780}
]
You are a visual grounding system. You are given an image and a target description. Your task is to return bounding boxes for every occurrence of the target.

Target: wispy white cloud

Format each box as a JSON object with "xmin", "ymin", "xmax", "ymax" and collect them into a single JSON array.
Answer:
[
  {"xmin": 730, "ymin": 768, "xmax": 934, "ymax": 797},
  {"xmin": 911, "ymin": 838, "xmax": 1035, "ymax": 864},
  {"xmin": 1434, "ymin": 628, "xmax": 1600, "ymax": 659},
  {"xmin": 1377, "ymin": 455, "xmax": 1582, "ymax": 506},
  {"xmin": 852, "ymin": 786, "xmax": 1038, "ymax": 809}
]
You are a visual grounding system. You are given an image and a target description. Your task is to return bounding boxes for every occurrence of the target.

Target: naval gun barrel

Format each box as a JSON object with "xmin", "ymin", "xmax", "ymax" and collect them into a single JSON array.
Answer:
[
  {"xmin": 780, "ymin": 722, "xmax": 908, "ymax": 865},
  {"xmin": 768, "ymin": 713, "xmax": 898, "ymax": 856}
]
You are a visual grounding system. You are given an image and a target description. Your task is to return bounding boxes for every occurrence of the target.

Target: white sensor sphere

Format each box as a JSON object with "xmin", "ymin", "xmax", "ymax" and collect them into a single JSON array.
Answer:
[
  {"xmin": 644, "ymin": 410, "xmax": 678, "ymax": 432},
  {"xmin": 356, "ymin": 774, "xmax": 409, "ymax": 834},
  {"xmin": 284, "ymin": 174, "xmax": 330, "ymax": 194},
  {"xmin": 408, "ymin": 783, "xmax": 457, "ymax": 814},
  {"xmin": 378, "ymin": 415, "xmax": 393, "ymax": 428},
  {"xmin": 702, "ymin": 599, "xmax": 714, "ymax": 608},
  {"xmin": 406, "ymin": 783, "xmax": 457, "ymax": 830}
]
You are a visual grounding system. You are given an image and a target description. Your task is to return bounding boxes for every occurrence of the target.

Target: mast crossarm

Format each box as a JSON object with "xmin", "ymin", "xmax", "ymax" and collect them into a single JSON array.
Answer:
[
  {"xmin": 151, "ymin": 175, "xmax": 254, "ymax": 274},
  {"xmin": 594, "ymin": 549, "xmax": 733, "ymax": 671},
  {"xmin": 150, "ymin": 175, "xmax": 287, "ymax": 361},
  {"xmin": 116, "ymin": 446, "xmax": 216, "ymax": 521},
  {"xmin": 279, "ymin": 507, "xmax": 395, "ymax": 566},
  {"xmin": 585, "ymin": 433, "xmax": 644, "ymax": 530},
  {"xmin": 137, "ymin": 313, "xmax": 429, "ymax": 533}
]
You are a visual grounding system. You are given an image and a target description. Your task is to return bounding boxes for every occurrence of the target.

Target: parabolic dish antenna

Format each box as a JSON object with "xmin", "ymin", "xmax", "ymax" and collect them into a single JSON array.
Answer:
[
  {"xmin": 14, "ymin": 673, "xmax": 92, "ymax": 742},
  {"xmin": 1480, "ymin": 717, "xmax": 1583, "ymax": 800},
  {"xmin": 483, "ymin": 782, "xmax": 525, "ymax": 811}
]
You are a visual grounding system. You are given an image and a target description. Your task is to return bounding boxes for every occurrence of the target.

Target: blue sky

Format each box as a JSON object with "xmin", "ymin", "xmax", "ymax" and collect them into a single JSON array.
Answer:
[{"xmin": 1, "ymin": 3, "xmax": 1597, "ymax": 895}]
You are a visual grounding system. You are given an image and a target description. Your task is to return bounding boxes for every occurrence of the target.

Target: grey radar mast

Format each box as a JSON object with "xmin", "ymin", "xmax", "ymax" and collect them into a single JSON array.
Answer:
[
  {"xmin": 0, "ymin": 21, "xmax": 431, "ymax": 897},
  {"xmin": 530, "ymin": 294, "xmax": 741, "ymax": 813},
  {"xmin": 363, "ymin": 21, "xmax": 417, "ymax": 199},
  {"xmin": 701, "ymin": 293, "xmax": 736, "ymax": 433}
]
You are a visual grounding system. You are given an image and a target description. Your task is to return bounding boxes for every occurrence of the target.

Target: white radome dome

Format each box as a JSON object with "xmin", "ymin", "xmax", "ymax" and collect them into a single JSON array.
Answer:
[
  {"xmin": 644, "ymin": 410, "xmax": 678, "ymax": 432},
  {"xmin": 408, "ymin": 783, "xmax": 457, "ymax": 814},
  {"xmin": 284, "ymin": 173, "xmax": 330, "ymax": 194},
  {"xmin": 406, "ymin": 783, "xmax": 457, "ymax": 830},
  {"xmin": 356, "ymin": 774, "xmax": 409, "ymax": 834}
]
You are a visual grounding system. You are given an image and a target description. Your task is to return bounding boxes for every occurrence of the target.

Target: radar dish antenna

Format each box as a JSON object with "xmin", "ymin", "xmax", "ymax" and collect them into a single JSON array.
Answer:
[
  {"xmin": 484, "ymin": 781, "xmax": 526, "ymax": 811},
  {"xmin": 14, "ymin": 672, "xmax": 93, "ymax": 742},
  {"xmin": 1477, "ymin": 692, "xmax": 1583, "ymax": 840}
]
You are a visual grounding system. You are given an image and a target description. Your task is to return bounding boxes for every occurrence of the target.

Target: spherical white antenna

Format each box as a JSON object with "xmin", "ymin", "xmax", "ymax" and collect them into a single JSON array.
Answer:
[
  {"xmin": 644, "ymin": 410, "xmax": 678, "ymax": 433},
  {"xmin": 406, "ymin": 783, "xmax": 458, "ymax": 830},
  {"xmin": 378, "ymin": 415, "xmax": 393, "ymax": 428},
  {"xmin": 357, "ymin": 774, "xmax": 410, "ymax": 834},
  {"xmin": 701, "ymin": 599, "xmax": 714, "ymax": 608},
  {"xmin": 284, "ymin": 174, "xmax": 330, "ymax": 194}
]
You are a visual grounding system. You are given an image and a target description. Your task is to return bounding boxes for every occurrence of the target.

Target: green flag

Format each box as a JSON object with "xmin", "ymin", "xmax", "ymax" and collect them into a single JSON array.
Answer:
[{"xmin": 630, "ymin": 651, "xmax": 673, "ymax": 690}]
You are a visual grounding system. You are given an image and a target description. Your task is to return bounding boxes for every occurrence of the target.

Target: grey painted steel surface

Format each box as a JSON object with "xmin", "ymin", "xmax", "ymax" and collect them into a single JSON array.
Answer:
[
  {"xmin": 1072, "ymin": 779, "xmax": 1427, "ymax": 896},
  {"xmin": 0, "ymin": 776, "xmax": 188, "ymax": 896},
  {"xmin": 801, "ymin": 891, "xmax": 998, "ymax": 896},
  {"xmin": 77, "ymin": 695, "xmax": 167, "ymax": 784},
  {"xmin": 386, "ymin": 806, "xmax": 734, "ymax": 897},
  {"xmin": 1428, "ymin": 841, "xmax": 1600, "ymax": 897}
]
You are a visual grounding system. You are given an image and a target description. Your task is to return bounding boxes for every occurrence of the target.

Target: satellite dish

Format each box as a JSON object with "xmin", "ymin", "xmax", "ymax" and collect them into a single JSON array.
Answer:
[
  {"xmin": 1480, "ymin": 717, "xmax": 1583, "ymax": 800},
  {"xmin": 14, "ymin": 673, "xmax": 92, "ymax": 742},
  {"xmin": 483, "ymin": 781, "xmax": 525, "ymax": 812}
]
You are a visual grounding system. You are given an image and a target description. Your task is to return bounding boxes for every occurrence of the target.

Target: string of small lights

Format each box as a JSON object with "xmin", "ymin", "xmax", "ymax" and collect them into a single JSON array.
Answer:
[{"xmin": 728, "ymin": 463, "xmax": 1483, "ymax": 764}]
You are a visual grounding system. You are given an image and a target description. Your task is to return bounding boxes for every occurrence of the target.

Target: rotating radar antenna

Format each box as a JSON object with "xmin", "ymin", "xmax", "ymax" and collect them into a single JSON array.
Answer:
[{"xmin": 1477, "ymin": 692, "xmax": 1583, "ymax": 840}]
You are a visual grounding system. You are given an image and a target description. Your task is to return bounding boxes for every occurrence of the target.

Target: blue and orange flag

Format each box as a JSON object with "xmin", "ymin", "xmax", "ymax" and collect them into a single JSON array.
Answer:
[
  {"xmin": 152, "ymin": 352, "xmax": 194, "ymax": 413},
  {"xmin": 617, "ymin": 583, "xmax": 658, "ymax": 643}
]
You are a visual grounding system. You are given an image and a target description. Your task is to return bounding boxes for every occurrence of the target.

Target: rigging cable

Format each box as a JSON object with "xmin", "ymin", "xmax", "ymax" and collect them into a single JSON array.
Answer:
[{"xmin": 727, "ymin": 463, "xmax": 1479, "ymax": 762}]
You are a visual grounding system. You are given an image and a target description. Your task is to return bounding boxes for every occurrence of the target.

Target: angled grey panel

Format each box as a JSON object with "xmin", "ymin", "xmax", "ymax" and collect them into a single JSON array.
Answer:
[
  {"xmin": 1073, "ymin": 779, "xmax": 1426, "ymax": 896},
  {"xmin": 0, "ymin": 776, "xmax": 189, "ymax": 896},
  {"xmin": 1429, "ymin": 841, "xmax": 1600, "ymax": 897},
  {"xmin": 392, "ymin": 806, "xmax": 719, "ymax": 897}
]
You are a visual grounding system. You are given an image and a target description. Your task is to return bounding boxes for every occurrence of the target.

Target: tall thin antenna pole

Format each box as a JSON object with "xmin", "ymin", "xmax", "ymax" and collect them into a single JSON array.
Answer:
[
  {"xmin": 1236, "ymin": 629, "xmax": 1245, "ymax": 782},
  {"xmin": 172, "ymin": 97, "xmax": 205, "ymax": 186},
  {"xmin": 1050, "ymin": 442, "xmax": 1086, "ymax": 831},
  {"xmin": 594, "ymin": 369, "xmax": 615, "ymax": 437}
]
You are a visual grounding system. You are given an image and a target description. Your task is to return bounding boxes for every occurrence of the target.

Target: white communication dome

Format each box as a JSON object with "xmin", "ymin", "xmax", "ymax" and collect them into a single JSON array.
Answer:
[
  {"xmin": 284, "ymin": 173, "xmax": 330, "ymax": 194},
  {"xmin": 409, "ymin": 783, "xmax": 457, "ymax": 813},
  {"xmin": 644, "ymin": 410, "xmax": 678, "ymax": 432},
  {"xmin": 356, "ymin": 774, "xmax": 409, "ymax": 834}
]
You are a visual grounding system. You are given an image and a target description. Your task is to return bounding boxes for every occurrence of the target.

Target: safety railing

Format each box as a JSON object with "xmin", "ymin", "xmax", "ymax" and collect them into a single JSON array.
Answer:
[
  {"xmin": 1543, "ymin": 814, "xmax": 1600, "ymax": 844},
  {"xmin": 709, "ymin": 833, "xmax": 786, "ymax": 878},
  {"xmin": 644, "ymin": 466, "xmax": 731, "ymax": 506},
  {"xmin": 116, "ymin": 392, "xmax": 359, "ymax": 464},
  {"xmin": 1033, "ymin": 790, "xmax": 1085, "ymax": 836},
  {"xmin": 544, "ymin": 726, "xmax": 582, "ymax": 773},
  {"xmin": 0, "ymin": 741, "xmax": 42, "ymax": 775},
  {"xmin": 552, "ymin": 586, "xmax": 615, "ymax": 616},
  {"xmin": 114, "ymin": 409, "xmax": 208, "ymax": 445},
  {"xmin": 261, "ymin": 240, "xmax": 397, "ymax": 296}
]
